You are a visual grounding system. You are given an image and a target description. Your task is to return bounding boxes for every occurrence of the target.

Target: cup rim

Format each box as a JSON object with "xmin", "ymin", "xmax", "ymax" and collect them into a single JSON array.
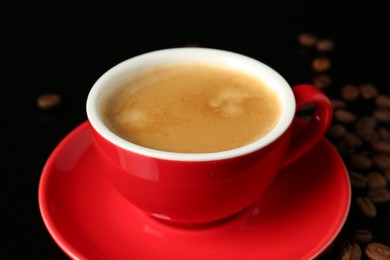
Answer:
[{"xmin": 86, "ymin": 47, "xmax": 296, "ymax": 161}]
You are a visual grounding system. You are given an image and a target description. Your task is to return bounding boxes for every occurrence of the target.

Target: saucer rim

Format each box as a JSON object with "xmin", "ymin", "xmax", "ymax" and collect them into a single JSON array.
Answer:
[
  {"xmin": 38, "ymin": 122, "xmax": 90, "ymax": 260},
  {"xmin": 38, "ymin": 120, "xmax": 351, "ymax": 260}
]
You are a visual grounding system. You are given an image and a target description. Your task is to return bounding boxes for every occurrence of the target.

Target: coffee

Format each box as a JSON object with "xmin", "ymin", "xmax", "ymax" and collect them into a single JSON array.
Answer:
[{"xmin": 101, "ymin": 63, "xmax": 281, "ymax": 153}]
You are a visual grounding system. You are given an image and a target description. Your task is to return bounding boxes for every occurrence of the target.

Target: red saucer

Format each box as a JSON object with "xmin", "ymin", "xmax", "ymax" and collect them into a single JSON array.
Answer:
[{"xmin": 38, "ymin": 120, "xmax": 351, "ymax": 260}]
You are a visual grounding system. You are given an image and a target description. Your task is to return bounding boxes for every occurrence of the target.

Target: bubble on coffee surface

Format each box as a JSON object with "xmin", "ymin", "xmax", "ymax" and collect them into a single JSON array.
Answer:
[
  {"xmin": 208, "ymin": 87, "xmax": 250, "ymax": 117},
  {"xmin": 116, "ymin": 109, "xmax": 149, "ymax": 128}
]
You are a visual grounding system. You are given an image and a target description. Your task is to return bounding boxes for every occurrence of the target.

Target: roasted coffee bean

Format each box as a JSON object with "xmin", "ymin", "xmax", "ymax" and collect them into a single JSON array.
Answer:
[
  {"xmin": 378, "ymin": 128, "xmax": 390, "ymax": 141},
  {"xmin": 350, "ymin": 171, "xmax": 368, "ymax": 188},
  {"xmin": 348, "ymin": 154, "xmax": 373, "ymax": 170},
  {"xmin": 340, "ymin": 133, "xmax": 363, "ymax": 149},
  {"xmin": 335, "ymin": 109, "xmax": 357, "ymax": 123},
  {"xmin": 376, "ymin": 94, "xmax": 390, "ymax": 108},
  {"xmin": 295, "ymin": 34, "xmax": 390, "ymax": 259},
  {"xmin": 316, "ymin": 38, "xmax": 335, "ymax": 52},
  {"xmin": 364, "ymin": 131, "xmax": 381, "ymax": 144},
  {"xmin": 339, "ymin": 240, "xmax": 354, "ymax": 260},
  {"xmin": 367, "ymin": 188, "xmax": 390, "ymax": 204},
  {"xmin": 339, "ymin": 240, "xmax": 362, "ymax": 260},
  {"xmin": 311, "ymin": 57, "xmax": 332, "ymax": 72},
  {"xmin": 372, "ymin": 154, "xmax": 390, "ymax": 171},
  {"xmin": 327, "ymin": 124, "xmax": 348, "ymax": 140},
  {"xmin": 336, "ymin": 144, "xmax": 356, "ymax": 157},
  {"xmin": 355, "ymin": 118, "xmax": 378, "ymax": 143},
  {"xmin": 297, "ymin": 32, "xmax": 318, "ymax": 47},
  {"xmin": 385, "ymin": 169, "xmax": 390, "ymax": 182},
  {"xmin": 350, "ymin": 242, "xmax": 362, "ymax": 260},
  {"xmin": 37, "ymin": 93, "xmax": 62, "ymax": 110},
  {"xmin": 372, "ymin": 141, "xmax": 390, "ymax": 154},
  {"xmin": 312, "ymin": 74, "xmax": 332, "ymax": 89},
  {"xmin": 330, "ymin": 98, "xmax": 347, "ymax": 109},
  {"xmin": 355, "ymin": 196, "xmax": 377, "ymax": 218},
  {"xmin": 365, "ymin": 242, "xmax": 390, "ymax": 260},
  {"xmin": 356, "ymin": 116, "xmax": 377, "ymax": 129},
  {"xmin": 367, "ymin": 172, "xmax": 388, "ymax": 189},
  {"xmin": 350, "ymin": 171, "xmax": 368, "ymax": 189},
  {"xmin": 353, "ymin": 229, "xmax": 373, "ymax": 244},
  {"xmin": 360, "ymin": 83, "xmax": 379, "ymax": 100},
  {"xmin": 356, "ymin": 127, "xmax": 379, "ymax": 143},
  {"xmin": 356, "ymin": 116, "xmax": 379, "ymax": 142},
  {"xmin": 341, "ymin": 84, "xmax": 360, "ymax": 101},
  {"xmin": 373, "ymin": 108, "xmax": 390, "ymax": 123}
]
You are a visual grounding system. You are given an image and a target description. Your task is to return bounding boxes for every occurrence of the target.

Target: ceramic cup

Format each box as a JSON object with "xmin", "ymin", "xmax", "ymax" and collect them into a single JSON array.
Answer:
[{"xmin": 86, "ymin": 47, "xmax": 333, "ymax": 225}]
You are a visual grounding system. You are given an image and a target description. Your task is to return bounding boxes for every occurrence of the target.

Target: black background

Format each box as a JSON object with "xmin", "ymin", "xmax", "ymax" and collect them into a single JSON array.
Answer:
[{"xmin": 3, "ymin": 2, "xmax": 390, "ymax": 259}]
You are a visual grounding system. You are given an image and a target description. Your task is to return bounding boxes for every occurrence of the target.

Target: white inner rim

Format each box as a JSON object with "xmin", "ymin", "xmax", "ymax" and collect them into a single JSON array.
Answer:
[{"xmin": 86, "ymin": 47, "xmax": 296, "ymax": 161}]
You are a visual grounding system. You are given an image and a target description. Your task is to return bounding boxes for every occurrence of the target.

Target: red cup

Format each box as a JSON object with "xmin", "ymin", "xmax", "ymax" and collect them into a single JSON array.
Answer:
[{"xmin": 86, "ymin": 48, "xmax": 333, "ymax": 225}]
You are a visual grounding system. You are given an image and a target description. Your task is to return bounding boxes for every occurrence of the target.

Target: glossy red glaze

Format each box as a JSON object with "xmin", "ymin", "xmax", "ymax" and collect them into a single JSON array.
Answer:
[
  {"xmin": 90, "ymin": 124, "xmax": 291, "ymax": 224},
  {"xmin": 88, "ymin": 84, "xmax": 333, "ymax": 224},
  {"xmin": 283, "ymin": 84, "xmax": 333, "ymax": 168},
  {"xmin": 38, "ymin": 120, "xmax": 350, "ymax": 260}
]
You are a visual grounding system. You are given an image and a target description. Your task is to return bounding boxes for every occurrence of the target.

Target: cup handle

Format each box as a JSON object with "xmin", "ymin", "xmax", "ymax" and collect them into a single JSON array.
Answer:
[{"xmin": 281, "ymin": 84, "xmax": 333, "ymax": 169}]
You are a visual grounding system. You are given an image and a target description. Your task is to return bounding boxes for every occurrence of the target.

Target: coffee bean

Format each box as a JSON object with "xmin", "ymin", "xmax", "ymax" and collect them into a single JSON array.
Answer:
[
  {"xmin": 335, "ymin": 109, "xmax": 357, "ymax": 123},
  {"xmin": 348, "ymin": 154, "xmax": 373, "ymax": 170},
  {"xmin": 367, "ymin": 188, "xmax": 390, "ymax": 204},
  {"xmin": 372, "ymin": 141, "xmax": 390, "ymax": 153},
  {"xmin": 355, "ymin": 196, "xmax": 377, "ymax": 218},
  {"xmin": 372, "ymin": 154, "xmax": 390, "ymax": 171},
  {"xmin": 295, "ymin": 33, "xmax": 390, "ymax": 260},
  {"xmin": 350, "ymin": 171, "xmax": 368, "ymax": 189},
  {"xmin": 376, "ymin": 94, "xmax": 390, "ymax": 108},
  {"xmin": 297, "ymin": 32, "xmax": 318, "ymax": 47},
  {"xmin": 385, "ymin": 169, "xmax": 390, "ymax": 183},
  {"xmin": 37, "ymin": 93, "xmax": 62, "ymax": 110},
  {"xmin": 311, "ymin": 57, "xmax": 332, "ymax": 72},
  {"xmin": 360, "ymin": 83, "xmax": 379, "ymax": 100},
  {"xmin": 338, "ymin": 240, "xmax": 362, "ymax": 260},
  {"xmin": 337, "ymin": 144, "xmax": 356, "ymax": 157},
  {"xmin": 356, "ymin": 116, "xmax": 377, "ymax": 129},
  {"xmin": 340, "ymin": 132, "xmax": 363, "ymax": 149},
  {"xmin": 373, "ymin": 109, "xmax": 390, "ymax": 123},
  {"xmin": 356, "ymin": 116, "xmax": 379, "ymax": 142},
  {"xmin": 312, "ymin": 74, "xmax": 332, "ymax": 89},
  {"xmin": 365, "ymin": 242, "xmax": 390, "ymax": 260},
  {"xmin": 367, "ymin": 134, "xmax": 381, "ymax": 146},
  {"xmin": 331, "ymin": 99, "xmax": 347, "ymax": 109},
  {"xmin": 378, "ymin": 128, "xmax": 390, "ymax": 141},
  {"xmin": 339, "ymin": 240, "xmax": 354, "ymax": 260},
  {"xmin": 351, "ymin": 242, "xmax": 362, "ymax": 260},
  {"xmin": 341, "ymin": 84, "xmax": 360, "ymax": 102},
  {"xmin": 353, "ymin": 229, "xmax": 373, "ymax": 244},
  {"xmin": 367, "ymin": 172, "xmax": 388, "ymax": 189},
  {"xmin": 327, "ymin": 124, "xmax": 348, "ymax": 140},
  {"xmin": 316, "ymin": 38, "xmax": 335, "ymax": 52}
]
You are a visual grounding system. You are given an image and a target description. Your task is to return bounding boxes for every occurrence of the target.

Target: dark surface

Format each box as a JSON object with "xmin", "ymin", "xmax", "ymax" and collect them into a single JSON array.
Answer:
[{"xmin": 3, "ymin": 3, "xmax": 390, "ymax": 259}]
